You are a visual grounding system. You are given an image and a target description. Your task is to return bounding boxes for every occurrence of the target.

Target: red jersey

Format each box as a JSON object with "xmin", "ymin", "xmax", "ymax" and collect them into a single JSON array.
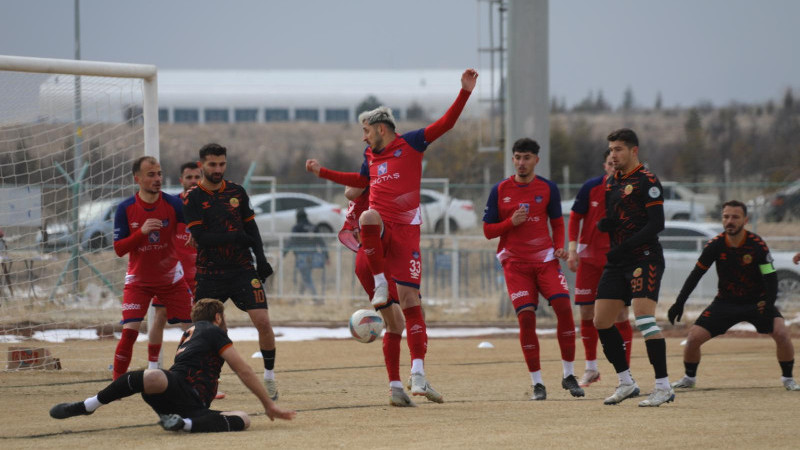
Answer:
[
  {"xmin": 569, "ymin": 175, "xmax": 610, "ymax": 264},
  {"xmin": 175, "ymin": 190, "xmax": 197, "ymax": 284},
  {"xmin": 483, "ymin": 175, "xmax": 564, "ymax": 264},
  {"xmin": 113, "ymin": 192, "xmax": 185, "ymax": 287}
]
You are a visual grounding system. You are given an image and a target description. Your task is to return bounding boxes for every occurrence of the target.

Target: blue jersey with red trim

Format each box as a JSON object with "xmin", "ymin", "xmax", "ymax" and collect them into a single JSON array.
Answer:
[
  {"xmin": 483, "ymin": 175, "xmax": 562, "ymax": 264},
  {"xmin": 114, "ymin": 192, "xmax": 185, "ymax": 287},
  {"xmin": 359, "ymin": 129, "xmax": 428, "ymax": 225},
  {"xmin": 570, "ymin": 175, "xmax": 610, "ymax": 263}
]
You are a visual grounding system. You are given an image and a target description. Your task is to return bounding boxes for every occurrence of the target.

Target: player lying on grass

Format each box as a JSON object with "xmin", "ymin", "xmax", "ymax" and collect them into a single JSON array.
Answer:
[{"xmin": 49, "ymin": 298, "xmax": 296, "ymax": 433}]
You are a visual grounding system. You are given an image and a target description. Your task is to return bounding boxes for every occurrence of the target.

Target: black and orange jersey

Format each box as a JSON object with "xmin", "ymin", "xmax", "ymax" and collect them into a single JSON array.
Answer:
[
  {"xmin": 605, "ymin": 164, "xmax": 664, "ymax": 260},
  {"xmin": 169, "ymin": 320, "xmax": 232, "ymax": 407},
  {"xmin": 695, "ymin": 231, "xmax": 775, "ymax": 304},
  {"xmin": 183, "ymin": 179, "xmax": 256, "ymax": 275}
]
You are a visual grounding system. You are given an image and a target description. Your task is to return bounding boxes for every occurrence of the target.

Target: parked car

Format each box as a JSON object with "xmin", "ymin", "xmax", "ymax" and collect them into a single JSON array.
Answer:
[
  {"xmin": 760, "ymin": 180, "xmax": 800, "ymax": 222},
  {"xmin": 419, "ymin": 189, "xmax": 478, "ymax": 234},
  {"xmin": 661, "ymin": 181, "xmax": 719, "ymax": 216},
  {"xmin": 251, "ymin": 192, "xmax": 344, "ymax": 236},
  {"xmin": 659, "ymin": 221, "xmax": 800, "ymax": 308},
  {"xmin": 38, "ymin": 197, "xmax": 125, "ymax": 251},
  {"xmin": 561, "ymin": 197, "xmax": 706, "ymax": 221}
]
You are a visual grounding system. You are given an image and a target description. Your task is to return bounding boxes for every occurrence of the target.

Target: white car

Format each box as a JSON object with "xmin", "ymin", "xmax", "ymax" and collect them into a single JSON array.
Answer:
[
  {"xmin": 419, "ymin": 189, "xmax": 478, "ymax": 234},
  {"xmin": 659, "ymin": 221, "xmax": 800, "ymax": 308},
  {"xmin": 561, "ymin": 198, "xmax": 706, "ymax": 221},
  {"xmin": 661, "ymin": 181, "xmax": 719, "ymax": 217},
  {"xmin": 250, "ymin": 192, "xmax": 344, "ymax": 236}
]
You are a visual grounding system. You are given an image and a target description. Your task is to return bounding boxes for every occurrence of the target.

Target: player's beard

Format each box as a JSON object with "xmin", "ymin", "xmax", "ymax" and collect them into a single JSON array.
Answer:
[
  {"xmin": 203, "ymin": 169, "xmax": 224, "ymax": 184},
  {"xmin": 725, "ymin": 224, "xmax": 743, "ymax": 236}
]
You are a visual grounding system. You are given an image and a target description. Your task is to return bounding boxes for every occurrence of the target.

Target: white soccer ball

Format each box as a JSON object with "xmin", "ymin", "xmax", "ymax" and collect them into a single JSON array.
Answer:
[{"xmin": 349, "ymin": 309, "xmax": 384, "ymax": 343}]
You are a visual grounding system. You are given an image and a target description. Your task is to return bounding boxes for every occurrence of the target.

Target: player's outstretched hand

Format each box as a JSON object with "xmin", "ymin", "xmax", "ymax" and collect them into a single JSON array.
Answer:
[
  {"xmin": 305, "ymin": 159, "xmax": 321, "ymax": 176},
  {"xmin": 461, "ymin": 69, "xmax": 478, "ymax": 92},
  {"xmin": 266, "ymin": 404, "xmax": 296, "ymax": 422},
  {"xmin": 667, "ymin": 302, "xmax": 684, "ymax": 325}
]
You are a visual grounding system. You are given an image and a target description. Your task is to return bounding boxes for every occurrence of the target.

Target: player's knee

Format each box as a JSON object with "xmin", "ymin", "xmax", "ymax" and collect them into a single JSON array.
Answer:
[
  {"xmin": 359, "ymin": 209, "xmax": 381, "ymax": 225},
  {"xmin": 142, "ymin": 369, "xmax": 168, "ymax": 394},
  {"xmin": 634, "ymin": 315, "xmax": 661, "ymax": 338}
]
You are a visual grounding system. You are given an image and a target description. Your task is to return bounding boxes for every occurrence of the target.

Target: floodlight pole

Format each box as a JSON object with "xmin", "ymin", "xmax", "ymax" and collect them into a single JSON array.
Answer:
[{"xmin": 71, "ymin": 0, "xmax": 83, "ymax": 292}]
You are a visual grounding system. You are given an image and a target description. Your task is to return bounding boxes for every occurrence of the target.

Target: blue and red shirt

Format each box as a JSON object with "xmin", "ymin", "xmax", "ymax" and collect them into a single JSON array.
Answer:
[
  {"xmin": 483, "ymin": 175, "xmax": 564, "ymax": 264},
  {"xmin": 569, "ymin": 175, "xmax": 610, "ymax": 264},
  {"xmin": 113, "ymin": 192, "xmax": 185, "ymax": 287}
]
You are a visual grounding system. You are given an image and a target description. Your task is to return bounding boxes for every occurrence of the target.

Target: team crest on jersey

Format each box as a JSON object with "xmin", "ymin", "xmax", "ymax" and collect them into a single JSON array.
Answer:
[
  {"xmin": 648, "ymin": 186, "xmax": 661, "ymax": 199},
  {"xmin": 377, "ymin": 162, "xmax": 388, "ymax": 176},
  {"xmin": 393, "ymin": 149, "xmax": 402, "ymax": 157},
  {"xmin": 742, "ymin": 254, "xmax": 752, "ymax": 265},
  {"xmin": 535, "ymin": 196, "xmax": 543, "ymax": 203},
  {"xmin": 149, "ymin": 231, "xmax": 160, "ymax": 243},
  {"xmin": 624, "ymin": 185, "xmax": 634, "ymax": 195},
  {"xmin": 519, "ymin": 203, "xmax": 529, "ymax": 212},
  {"xmin": 251, "ymin": 278, "xmax": 261, "ymax": 288},
  {"xmin": 230, "ymin": 198, "xmax": 240, "ymax": 207},
  {"xmin": 412, "ymin": 251, "xmax": 420, "ymax": 259},
  {"xmin": 633, "ymin": 267, "xmax": 642, "ymax": 277}
]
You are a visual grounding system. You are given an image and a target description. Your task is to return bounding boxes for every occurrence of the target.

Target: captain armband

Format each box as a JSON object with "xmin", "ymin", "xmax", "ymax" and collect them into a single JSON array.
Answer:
[{"xmin": 759, "ymin": 263, "xmax": 776, "ymax": 275}]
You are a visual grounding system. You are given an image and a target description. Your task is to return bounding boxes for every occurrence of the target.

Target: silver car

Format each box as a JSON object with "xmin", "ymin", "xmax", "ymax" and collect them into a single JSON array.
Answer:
[{"xmin": 251, "ymin": 192, "xmax": 344, "ymax": 236}]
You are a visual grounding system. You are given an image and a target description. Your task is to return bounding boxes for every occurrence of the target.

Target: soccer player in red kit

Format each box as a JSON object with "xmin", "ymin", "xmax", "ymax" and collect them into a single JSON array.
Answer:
[
  {"xmin": 112, "ymin": 156, "xmax": 193, "ymax": 380},
  {"xmin": 175, "ymin": 162, "xmax": 201, "ymax": 294},
  {"xmin": 338, "ymin": 186, "xmax": 418, "ymax": 406},
  {"xmin": 567, "ymin": 150, "xmax": 633, "ymax": 387},
  {"xmin": 483, "ymin": 138, "xmax": 584, "ymax": 400},
  {"xmin": 306, "ymin": 68, "xmax": 478, "ymax": 402}
]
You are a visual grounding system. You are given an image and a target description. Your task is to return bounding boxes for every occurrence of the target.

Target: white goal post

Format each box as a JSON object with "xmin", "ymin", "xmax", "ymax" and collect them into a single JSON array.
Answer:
[
  {"xmin": 0, "ymin": 55, "xmax": 159, "ymax": 375},
  {"xmin": 0, "ymin": 55, "xmax": 159, "ymax": 159}
]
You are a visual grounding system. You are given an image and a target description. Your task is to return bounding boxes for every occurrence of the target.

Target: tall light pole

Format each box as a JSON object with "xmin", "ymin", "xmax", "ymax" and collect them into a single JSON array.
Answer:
[{"xmin": 70, "ymin": 0, "xmax": 83, "ymax": 291}]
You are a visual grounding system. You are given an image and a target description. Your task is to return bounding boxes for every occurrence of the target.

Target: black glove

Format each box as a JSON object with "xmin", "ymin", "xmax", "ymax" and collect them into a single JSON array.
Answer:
[
  {"xmin": 597, "ymin": 218, "xmax": 618, "ymax": 233},
  {"xmin": 256, "ymin": 258, "xmax": 273, "ymax": 282},
  {"xmin": 667, "ymin": 302, "xmax": 684, "ymax": 325},
  {"xmin": 605, "ymin": 245, "xmax": 625, "ymax": 264}
]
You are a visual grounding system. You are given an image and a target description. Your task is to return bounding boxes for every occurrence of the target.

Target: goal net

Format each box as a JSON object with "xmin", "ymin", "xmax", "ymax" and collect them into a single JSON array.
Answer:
[{"xmin": 0, "ymin": 55, "xmax": 158, "ymax": 377}]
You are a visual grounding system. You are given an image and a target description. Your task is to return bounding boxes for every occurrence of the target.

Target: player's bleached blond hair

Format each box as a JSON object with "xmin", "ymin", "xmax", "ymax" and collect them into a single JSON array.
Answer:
[{"xmin": 358, "ymin": 106, "xmax": 396, "ymax": 130}]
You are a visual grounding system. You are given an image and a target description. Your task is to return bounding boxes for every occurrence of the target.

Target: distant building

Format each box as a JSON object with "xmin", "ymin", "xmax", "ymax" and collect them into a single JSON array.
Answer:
[{"xmin": 37, "ymin": 69, "xmax": 493, "ymax": 124}]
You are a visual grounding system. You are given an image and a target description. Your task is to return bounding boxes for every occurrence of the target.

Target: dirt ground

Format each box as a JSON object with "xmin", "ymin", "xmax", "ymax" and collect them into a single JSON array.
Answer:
[{"xmin": 2, "ymin": 334, "xmax": 799, "ymax": 449}]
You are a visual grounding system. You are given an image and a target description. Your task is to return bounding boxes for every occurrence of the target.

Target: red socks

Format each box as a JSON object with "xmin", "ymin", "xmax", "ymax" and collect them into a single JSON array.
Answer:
[
  {"xmin": 360, "ymin": 224, "xmax": 384, "ymax": 276},
  {"xmin": 403, "ymin": 305, "xmax": 427, "ymax": 360},
  {"xmin": 517, "ymin": 310, "xmax": 540, "ymax": 372},
  {"xmin": 551, "ymin": 298, "xmax": 576, "ymax": 362},
  {"xmin": 616, "ymin": 319, "xmax": 633, "ymax": 365},
  {"xmin": 147, "ymin": 343, "xmax": 161, "ymax": 363},
  {"xmin": 581, "ymin": 319, "xmax": 599, "ymax": 361},
  {"xmin": 113, "ymin": 328, "xmax": 139, "ymax": 380},
  {"xmin": 383, "ymin": 332, "xmax": 402, "ymax": 382}
]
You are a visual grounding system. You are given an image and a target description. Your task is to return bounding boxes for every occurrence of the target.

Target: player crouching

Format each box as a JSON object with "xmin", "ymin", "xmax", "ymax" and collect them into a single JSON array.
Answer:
[{"xmin": 49, "ymin": 299, "xmax": 295, "ymax": 432}]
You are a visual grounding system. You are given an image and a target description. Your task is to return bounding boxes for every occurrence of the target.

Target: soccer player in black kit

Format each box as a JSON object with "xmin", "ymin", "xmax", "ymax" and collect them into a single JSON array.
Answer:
[
  {"xmin": 49, "ymin": 299, "xmax": 296, "ymax": 432},
  {"xmin": 668, "ymin": 200, "xmax": 800, "ymax": 391},
  {"xmin": 593, "ymin": 128, "xmax": 674, "ymax": 407},
  {"xmin": 182, "ymin": 143, "xmax": 279, "ymax": 400}
]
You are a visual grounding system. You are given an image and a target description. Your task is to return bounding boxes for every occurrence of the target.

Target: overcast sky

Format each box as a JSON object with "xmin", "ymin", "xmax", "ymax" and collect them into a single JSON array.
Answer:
[{"xmin": 1, "ymin": 0, "xmax": 799, "ymax": 109}]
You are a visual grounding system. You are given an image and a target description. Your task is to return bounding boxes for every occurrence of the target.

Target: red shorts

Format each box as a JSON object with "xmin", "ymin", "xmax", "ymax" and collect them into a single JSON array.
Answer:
[
  {"xmin": 502, "ymin": 259, "xmax": 570, "ymax": 313},
  {"xmin": 355, "ymin": 249, "xmax": 399, "ymax": 310},
  {"xmin": 381, "ymin": 221, "xmax": 421, "ymax": 289},
  {"xmin": 124, "ymin": 280, "xmax": 193, "ymax": 325},
  {"xmin": 574, "ymin": 259, "xmax": 604, "ymax": 305}
]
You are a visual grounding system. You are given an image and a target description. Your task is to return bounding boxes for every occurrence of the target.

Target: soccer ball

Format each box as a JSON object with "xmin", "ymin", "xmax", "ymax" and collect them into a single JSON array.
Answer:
[{"xmin": 349, "ymin": 309, "xmax": 384, "ymax": 343}]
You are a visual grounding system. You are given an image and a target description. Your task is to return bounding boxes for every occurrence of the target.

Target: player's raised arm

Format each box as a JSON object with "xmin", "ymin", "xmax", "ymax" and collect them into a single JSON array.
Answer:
[{"xmin": 423, "ymin": 69, "xmax": 478, "ymax": 143}]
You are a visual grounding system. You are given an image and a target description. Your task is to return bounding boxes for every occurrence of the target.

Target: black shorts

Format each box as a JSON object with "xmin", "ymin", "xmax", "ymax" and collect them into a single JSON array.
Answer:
[
  {"xmin": 694, "ymin": 300, "xmax": 783, "ymax": 337},
  {"xmin": 141, "ymin": 369, "xmax": 209, "ymax": 418},
  {"xmin": 596, "ymin": 259, "xmax": 664, "ymax": 306},
  {"xmin": 195, "ymin": 269, "xmax": 269, "ymax": 312}
]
